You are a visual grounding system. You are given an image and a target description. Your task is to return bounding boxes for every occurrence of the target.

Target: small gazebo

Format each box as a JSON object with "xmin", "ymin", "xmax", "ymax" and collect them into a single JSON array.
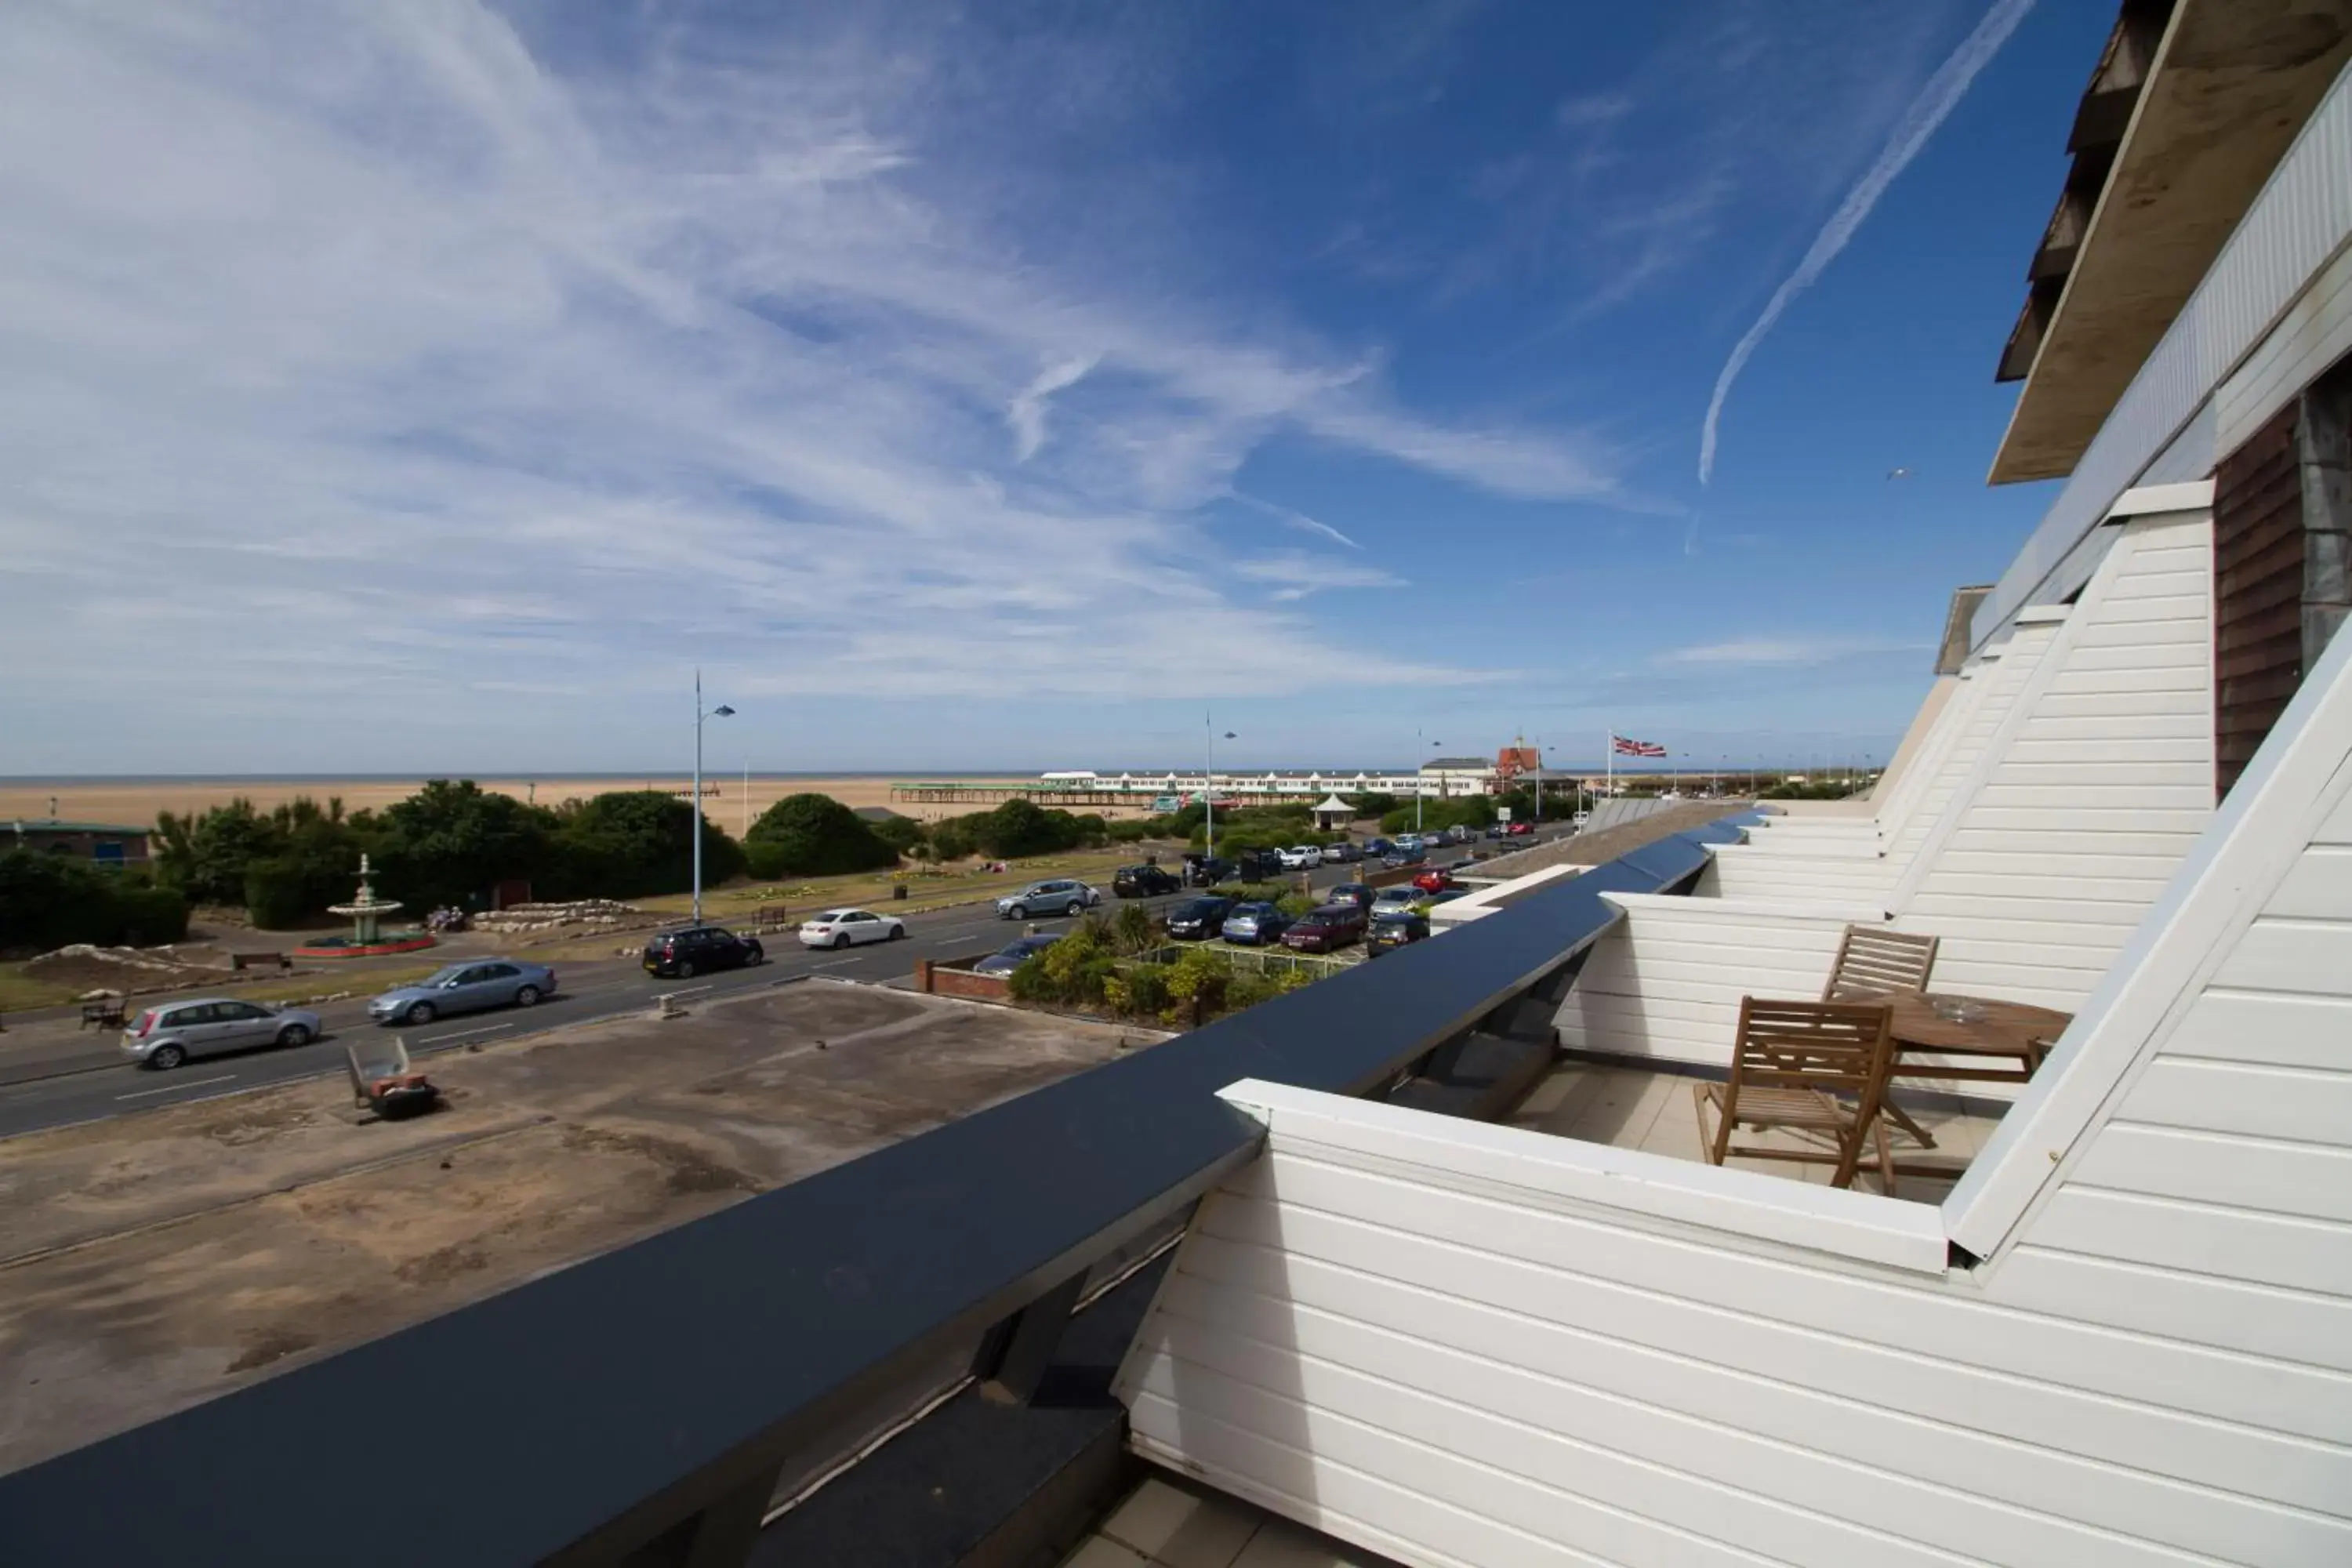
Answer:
[{"xmin": 1309, "ymin": 794, "xmax": 1355, "ymax": 831}]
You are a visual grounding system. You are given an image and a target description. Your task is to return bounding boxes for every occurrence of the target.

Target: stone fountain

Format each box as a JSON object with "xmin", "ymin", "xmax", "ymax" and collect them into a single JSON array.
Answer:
[
  {"xmin": 297, "ymin": 855, "xmax": 437, "ymax": 958},
  {"xmin": 328, "ymin": 854, "xmax": 403, "ymax": 945}
]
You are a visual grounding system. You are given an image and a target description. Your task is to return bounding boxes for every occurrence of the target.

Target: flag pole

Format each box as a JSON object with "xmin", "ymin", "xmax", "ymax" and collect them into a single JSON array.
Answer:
[{"xmin": 1605, "ymin": 730, "xmax": 1613, "ymax": 800}]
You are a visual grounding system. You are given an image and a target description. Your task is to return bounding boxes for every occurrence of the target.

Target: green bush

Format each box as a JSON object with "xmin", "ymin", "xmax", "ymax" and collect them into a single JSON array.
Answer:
[
  {"xmin": 373, "ymin": 780, "xmax": 561, "ymax": 909},
  {"xmin": 968, "ymin": 799, "xmax": 1102, "ymax": 858},
  {"xmin": 108, "ymin": 883, "xmax": 191, "ymax": 946},
  {"xmin": 0, "ymin": 851, "xmax": 188, "ymax": 952},
  {"xmin": 1110, "ymin": 902, "xmax": 1157, "ymax": 955},
  {"xmin": 545, "ymin": 790, "xmax": 745, "ymax": 900},
  {"xmin": 242, "ymin": 858, "xmax": 314, "ymax": 931},
  {"xmin": 1105, "ymin": 819, "xmax": 1152, "ymax": 843},
  {"xmin": 1105, "ymin": 962, "xmax": 1172, "ymax": 1018},
  {"xmin": 745, "ymin": 793, "xmax": 897, "ymax": 877},
  {"xmin": 743, "ymin": 840, "xmax": 790, "ymax": 880},
  {"xmin": 867, "ymin": 815, "xmax": 927, "ymax": 855}
]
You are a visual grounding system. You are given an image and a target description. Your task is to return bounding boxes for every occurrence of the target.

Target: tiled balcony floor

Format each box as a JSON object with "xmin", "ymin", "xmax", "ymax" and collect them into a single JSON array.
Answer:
[
  {"xmin": 1061, "ymin": 1474, "xmax": 1406, "ymax": 1568},
  {"xmin": 1507, "ymin": 1055, "xmax": 2007, "ymax": 1203}
]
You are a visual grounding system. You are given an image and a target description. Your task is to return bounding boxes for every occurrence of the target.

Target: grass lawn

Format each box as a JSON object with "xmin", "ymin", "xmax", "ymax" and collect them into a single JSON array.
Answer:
[
  {"xmin": 0, "ymin": 964, "xmax": 84, "ymax": 1014},
  {"xmin": 635, "ymin": 844, "xmax": 1178, "ymax": 924}
]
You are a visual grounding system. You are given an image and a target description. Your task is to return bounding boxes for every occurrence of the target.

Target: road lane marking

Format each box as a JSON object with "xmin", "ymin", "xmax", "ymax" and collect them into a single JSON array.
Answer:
[
  {"xmin": 424, "ymin": 1023, "xmax": 514, "ymax": 1046},
  {"xmin": 115, "ymin": 1073, "xmax": 237, "ymax": 1101}
]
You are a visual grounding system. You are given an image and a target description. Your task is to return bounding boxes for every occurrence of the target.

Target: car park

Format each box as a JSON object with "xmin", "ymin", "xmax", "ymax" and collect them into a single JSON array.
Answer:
[
  {"xmin": 1182, "ymin": 855, "xmax": 1232, "ymax": 887},
  {"xmin": 1113, "ymin": 863, "xmax": 1182, "ymax": 898},
  {"xmin": 643, "ymin": 926, "xmax": 764, "ymax": 978},
  {"xmin": 1371, "ymin": 885, "xmax": 1425, "ymax": 919},
  {"xmin": 1393, "ymin": 833, "xmax": 1424, "ymax": 853},
  {"xmin": 1325, "ymin": 882, "xmax": 1376, "ymax": 915},
  {"xmin": 1281, "ymin": 902, "xmax": 1367, "ymax": 953},
  {"xmin": 1218, "ymin": 902, "xmax": 1291, "ymax": 946},
  {"xmin": 368, "ymin": 960, "xmax": 557, "ymax": 1027},
  {"xmin": 1164, "ymin": 896, "xmax": 1234, "ymax": 940},
  {"xmin": 798, "ymin": 908, "xmax": 907, "ymax": 949},
  {"xmin": 1231, "ymin": 848, "xmax": 1286, "ymax": 881},
  {"xmin": 996, "ymin": 879, "xmax": 1099, "ymax": 919},
  {"xmin": 1322, "ymin": 840, "xmax": 1360, "ymax": 864},
  {"xmin": 1412, "ymin": 867, "xmax": 1455, "ymax": 894},
  {"xmin": 1381, "ymin": 845, "xmax": 1426, "ymax": 868},
  {"xmin": 1365, "ymin": 911, "xmax": 1432, "ymax": 956},
  {"xmin": 973, "ymin": 933, "xmax": 1060, "ymax": 976},
  {"xmin": 124, "ymin": 997, "xmax": 323, "ymax": 1069},
  {"xmin": 1364, "ymin": 837, "xmax": 1393, "ymax": 858}
]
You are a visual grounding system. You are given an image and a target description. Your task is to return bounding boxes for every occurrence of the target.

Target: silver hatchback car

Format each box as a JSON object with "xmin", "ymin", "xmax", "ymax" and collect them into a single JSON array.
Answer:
[{"xmin": 124, "ymin": 996, "xmax": 323, "ymax": 1070}]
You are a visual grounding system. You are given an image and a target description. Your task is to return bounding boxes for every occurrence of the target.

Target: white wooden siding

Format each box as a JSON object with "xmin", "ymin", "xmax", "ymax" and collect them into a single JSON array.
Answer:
[
  {"xmin": 2215, "ymin": 220, "xmax": 2352, "ymax": 457},
  {"xmin": 1894, "ymin": 514, "xmax": 2215, "ymax": 1011},
  {"xmin": 1554, "ymin": 895, "xmax": 1859, "ymax": 1067},
  {"xmin": 1119, "ymin": 612, "xmax": 2352, "ymax": 1568},
  {"xmin": 1703, "ymin": 622, "xmax": 2063, "ymax": 904},
  {"xmin": 1120, "ymin": 1086, "xmax": 2352, "ymax": 1568}
]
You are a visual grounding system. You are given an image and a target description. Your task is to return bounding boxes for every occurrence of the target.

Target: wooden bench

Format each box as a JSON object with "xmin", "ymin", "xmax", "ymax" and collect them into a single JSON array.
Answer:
[
  {"xmin": 230, "ymin": 951, "xmax": 291, "ymax": 973},
  {"xmin": 80, "ymin": 995, "xmax": 127, "ymax": 1030}
]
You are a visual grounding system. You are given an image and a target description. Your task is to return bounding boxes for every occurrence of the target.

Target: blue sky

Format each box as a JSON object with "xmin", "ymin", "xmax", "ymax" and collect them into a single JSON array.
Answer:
[{"xmin": 0, "ymin": 1, "xmax": 2114, "ymax": 775}]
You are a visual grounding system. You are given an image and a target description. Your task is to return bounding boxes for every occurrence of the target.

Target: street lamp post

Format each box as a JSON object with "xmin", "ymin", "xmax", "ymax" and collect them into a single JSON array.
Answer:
[
  {"xmin": 692, "ymin": 670, "xmax": 735, "ymax": 926},
  {"xmin": 1205, "ymin": 716, "xmax": 1236, "ymax": 858},
  {"xmin": 1415, "ymin": 731, "xmax": 1442, "ymax": 833}
]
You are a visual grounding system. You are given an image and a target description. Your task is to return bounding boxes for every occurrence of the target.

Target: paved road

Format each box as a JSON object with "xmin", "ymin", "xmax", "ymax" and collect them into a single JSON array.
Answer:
[{"xmin": 0, "ymin": 833, "xmax": 1568, "ymax": 1141}]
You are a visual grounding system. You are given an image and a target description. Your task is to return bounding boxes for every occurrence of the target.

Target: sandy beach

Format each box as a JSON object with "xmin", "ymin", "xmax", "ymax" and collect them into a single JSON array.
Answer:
[{"xmin": 1, "ymin": 775, "xmax": 1062, "ymax": 830}]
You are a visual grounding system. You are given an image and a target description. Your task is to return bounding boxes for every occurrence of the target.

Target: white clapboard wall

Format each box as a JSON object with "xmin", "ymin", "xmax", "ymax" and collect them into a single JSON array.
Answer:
[
  {"xmin": 1892, "ymin": 510, "xmax": 2214, "ymax": 1011},
  {"xmin": 1566, "ymin": 512, "xmax": 2216, "ymax": 1068},
  {"xmin": 1116, "ymin": 620, "xmax": 2352, "ymax": 1568},
  {"xmin": 1702, "ymin": 619, "xmax": 2060, "ymax": 902}
]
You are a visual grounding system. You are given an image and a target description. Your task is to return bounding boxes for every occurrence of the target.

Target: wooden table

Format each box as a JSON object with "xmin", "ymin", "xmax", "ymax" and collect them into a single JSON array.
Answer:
[{"xmin": 1878, "ymin": 991, "xmax": 2073, "ymax": 1149}]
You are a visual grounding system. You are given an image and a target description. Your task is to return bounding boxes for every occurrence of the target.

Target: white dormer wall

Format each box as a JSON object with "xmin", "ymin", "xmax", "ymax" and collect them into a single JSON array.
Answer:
[
  {"xmin": 1737, "ymin": 674, "xmax": 1962, "ymax": 841},
  {"xmin": 1891, "ymin": 510, "xmax": 2214, "ymax": 1010},
  {"xmin": 1700, "ymin": 622, "xmax": 2060, "ymax": 902},
  {"xmin": 1116, "ymin": 626, "xmax": 2352, "ymax": 1568},
  {"xmin": 1563, "ymin": 512, "xmax": 2216, "ymax": 1068}
]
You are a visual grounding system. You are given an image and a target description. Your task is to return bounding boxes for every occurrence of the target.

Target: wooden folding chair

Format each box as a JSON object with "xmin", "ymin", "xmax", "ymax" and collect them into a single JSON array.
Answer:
[
  {"xmin": 1820, "ymin": 924, "xmax": 1939, "ymax": 1148},
  {"xmin": 1694, "ymin": 997, "xmax": 1899, "ymax": 1192},
  {"xmin": 1821, "ymin": 924, "xmax": 1939, "ymax": 1003}
]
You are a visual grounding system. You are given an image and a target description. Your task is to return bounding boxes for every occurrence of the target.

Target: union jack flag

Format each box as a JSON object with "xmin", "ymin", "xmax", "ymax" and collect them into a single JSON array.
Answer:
[{"xmin": 1611, "ymin": 734, "xmax": 1667, "ymax": 758}]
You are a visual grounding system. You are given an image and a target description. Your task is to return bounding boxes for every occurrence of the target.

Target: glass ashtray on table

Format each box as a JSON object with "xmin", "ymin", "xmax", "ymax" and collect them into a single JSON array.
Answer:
[{"xmin": 1929, "ymin": 996, "xmax": 1989, "ymax": 1025}]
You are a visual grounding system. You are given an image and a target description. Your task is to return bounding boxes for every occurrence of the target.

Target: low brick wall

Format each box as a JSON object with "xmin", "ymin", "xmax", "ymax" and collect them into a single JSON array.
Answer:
[{"xmin": 914, "ymin": 956, "xmax": 1011, "ymax": 1003}]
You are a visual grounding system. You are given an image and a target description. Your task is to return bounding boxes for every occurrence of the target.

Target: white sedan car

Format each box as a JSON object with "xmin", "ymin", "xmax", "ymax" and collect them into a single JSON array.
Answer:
[
  {"xmin": 797, "ymin": 908, "xmax": 907, "ymax": 949},
  {"xmin": 1277, "ymin": 844, "xmax": 1323, "ymax": 869}
]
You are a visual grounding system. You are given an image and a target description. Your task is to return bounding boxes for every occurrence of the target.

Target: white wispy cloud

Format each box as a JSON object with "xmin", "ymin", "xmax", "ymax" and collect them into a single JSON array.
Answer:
[
  {"xmin": 0, "ymin": 2, "xmax": 1610, "ymax": 758},
  {"xmin": 1232, "ymin": 553, "xmax": 1407, "ymax": 601},
  {"xmin": 1655, "ymin": 638, "xmax": 1929, "ymax": 668},
  {"xmin": 1230, "ymin": 492, "xmax": 1362, "ymax": 550},
  {"xmin": 1697, "ymin": 0, "xmax": 2034, "ymax": 482},
  {"xmin": 1007, "ymin": 355, "xmax": 1099, "ymax": 462}
]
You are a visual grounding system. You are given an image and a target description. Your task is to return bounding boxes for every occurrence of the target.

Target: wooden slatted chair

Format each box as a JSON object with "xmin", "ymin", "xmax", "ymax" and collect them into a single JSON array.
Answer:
[
  {"xmin": 1694, "ymin": 997, "xmax": 1899, "ymax": 1192},
  {"xmin": 1821, "ymin": 924, "xmax": 1939, "ymax": 1003},
  {"xmin": 1822, "ymin": 924, "xmax": 1940, "ymax": 1148}
]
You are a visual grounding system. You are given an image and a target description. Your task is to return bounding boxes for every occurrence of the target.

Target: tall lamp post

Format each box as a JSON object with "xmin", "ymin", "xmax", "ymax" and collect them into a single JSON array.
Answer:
[
  {"xmin": 1205, "ymin": 717, "xmax": 1236, "ymax": 858},
  {"xmin": 692, "ymin": 670, "xmax": 735, "ymax": 925},
  {"xmin": 1416, "ymin": 731, "xmax": 1442, "ymax": 833}
]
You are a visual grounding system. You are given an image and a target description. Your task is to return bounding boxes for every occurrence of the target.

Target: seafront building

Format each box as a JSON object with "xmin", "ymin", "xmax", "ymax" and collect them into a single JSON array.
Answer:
[{"xmin": 7, "ymin": 5, "xmax": 2352, "ymax": 1565}]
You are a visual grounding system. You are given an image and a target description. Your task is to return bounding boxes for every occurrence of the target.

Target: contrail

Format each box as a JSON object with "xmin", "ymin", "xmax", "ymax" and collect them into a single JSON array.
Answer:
[{"xmin": 1698, "ymin": 0, "xmax": 2036, "ymax": 483}]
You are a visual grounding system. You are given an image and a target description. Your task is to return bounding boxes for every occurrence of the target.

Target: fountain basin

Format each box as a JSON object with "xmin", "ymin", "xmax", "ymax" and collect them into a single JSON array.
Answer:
[{"xmin": 292, "ymin": 932, "xmax": 438, "ymax": 960}]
